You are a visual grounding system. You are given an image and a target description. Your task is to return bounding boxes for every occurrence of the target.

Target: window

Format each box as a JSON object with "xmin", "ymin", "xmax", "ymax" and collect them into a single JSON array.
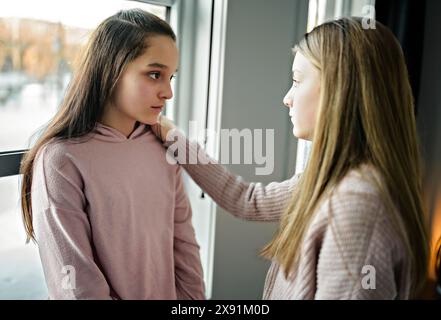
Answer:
[
  {"xmin": 168, "ymin": 0, "xmax": 217, "ymax": 299},
  {"xmin": 0, "ymin": 175, "xmax": 47, "ymax": 299},
  {"xmin": 0, "ymin": 0, "xmax": 170, "ymax": 299},
  {"xmin": 0, "ymin": 0, "xmax": 166, "ymax": 152}
]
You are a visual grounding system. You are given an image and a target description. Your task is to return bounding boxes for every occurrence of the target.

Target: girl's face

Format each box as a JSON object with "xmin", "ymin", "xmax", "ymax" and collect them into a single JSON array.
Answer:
[
  {"xmin": 283, "ymin": 52, "xmax": 320, "ymax": 141},
  {"xmin": 102, "ymin": 35, "xmax": 179, "ymax": 136}
]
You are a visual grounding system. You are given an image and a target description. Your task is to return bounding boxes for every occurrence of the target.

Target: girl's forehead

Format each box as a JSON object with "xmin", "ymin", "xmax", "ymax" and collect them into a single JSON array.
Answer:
[
  {"xmin": 292, "ymin": 53, "xmax": 317, "ymax": 77},
  {"xmin": 145, "ymin": 36, "xmax": 178, "ymax": 53},
  {"xmin": 139, "ymin": 36, "xmax": 179, "ymax": 69},
  {"xmin": 292, "ymin": 53, "xmax": 308, "ymax": 70}
]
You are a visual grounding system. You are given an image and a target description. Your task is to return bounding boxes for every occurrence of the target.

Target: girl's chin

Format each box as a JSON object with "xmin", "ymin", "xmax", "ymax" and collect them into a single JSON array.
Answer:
[
  {"xmin": 292, "ymin": 127, "xmax": 312, "ymax": 141},
  {"xmin": 141, "ymin": 115, "xmax": 161, "ymax": 125},
  {"xmin": 292, "ymin": 126, "xmax": 302, "ymax": 139}
]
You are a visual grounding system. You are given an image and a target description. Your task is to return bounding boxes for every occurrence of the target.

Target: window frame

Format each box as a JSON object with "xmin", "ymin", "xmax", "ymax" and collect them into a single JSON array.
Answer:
[
  {"xmin": 0, "ymin": 149, "xmax": 26, "ymax": 177},
  {"xmin": 168, "ymin": 0, "xmax": 217, "ymax": 299}
]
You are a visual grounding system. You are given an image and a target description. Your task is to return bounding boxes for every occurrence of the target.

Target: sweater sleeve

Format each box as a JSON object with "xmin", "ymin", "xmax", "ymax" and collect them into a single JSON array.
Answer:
[
  {"xmin": 31, "ymin": 144, "xmax": 113, "ymax": 299},
  {"xmin": 164, "ymin": 129, "xmax": 301, "ymax": 222},
  {"xmin": 173, "ymin": 166, "xmax": 206, "ymax": 299},
  {"xmin": 315, "ymin": 190, "xmax": 400, "ymax": 300}
]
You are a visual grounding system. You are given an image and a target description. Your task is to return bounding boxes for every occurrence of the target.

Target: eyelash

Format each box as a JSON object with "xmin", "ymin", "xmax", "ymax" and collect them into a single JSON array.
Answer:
[
  {"xmin": 148, "ymin": 72, "xmax": 176, "ymax": 81},
  {"xmin": 292, "ymin": 79, "xmax": 299, "ymax": 87}
]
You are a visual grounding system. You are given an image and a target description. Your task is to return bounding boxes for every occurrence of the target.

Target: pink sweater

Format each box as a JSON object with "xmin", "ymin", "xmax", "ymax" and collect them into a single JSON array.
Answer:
[
  {"xmin": 167, "ymin": 129, "xmax": 412, "ymax": 299},
  {"xmin": 31, "ymin": 122, "xmax": 205, "ymax": 299}
]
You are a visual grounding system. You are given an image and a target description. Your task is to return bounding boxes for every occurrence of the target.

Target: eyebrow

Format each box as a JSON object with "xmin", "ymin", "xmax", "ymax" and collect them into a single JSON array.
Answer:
[
  {"xmin": 292, "ymin": 70, "xmax": 303, "ymax": 78},
  {"xmin": 147, "ymin": 63, "xmax": 178, "ymax": 73}
]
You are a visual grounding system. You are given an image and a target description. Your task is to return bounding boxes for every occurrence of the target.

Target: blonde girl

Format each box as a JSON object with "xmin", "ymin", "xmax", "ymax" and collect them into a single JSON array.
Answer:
[{"xmin": 153, "ymin": 17, "xmax": 429, "ymax": 299}]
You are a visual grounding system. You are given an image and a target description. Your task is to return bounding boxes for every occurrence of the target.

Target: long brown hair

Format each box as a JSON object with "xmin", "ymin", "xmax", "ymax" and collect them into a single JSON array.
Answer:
[
  {"xmin": 20, "ymin": 9, "xmax": 176, "ymax": 243},
  {"xmin": 261, "ymin": 17, "xmax": 429, "ymax": 297}
]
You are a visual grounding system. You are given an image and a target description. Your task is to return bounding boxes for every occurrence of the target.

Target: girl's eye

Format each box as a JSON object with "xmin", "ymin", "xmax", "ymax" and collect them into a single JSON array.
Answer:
[
  {"xmin": 293, "ymin": 79, "xmax": 300, "ymax": 88},
  {"xmin": 149, "ymin": 72, "xmax": 161, "ymax": 80}
]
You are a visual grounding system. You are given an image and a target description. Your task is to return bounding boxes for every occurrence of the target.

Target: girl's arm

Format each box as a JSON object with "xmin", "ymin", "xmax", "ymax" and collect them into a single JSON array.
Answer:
[
  {"xmin": 32, "ymin": 145, "xmax": 114, "ymax": 299},
  {"xmin": 164, "ymin": 128, "xmax": 300, "ymax": 222},
  {"xmin": 173, "ymin": 166, "xmax": 206, "ymax": 299}
]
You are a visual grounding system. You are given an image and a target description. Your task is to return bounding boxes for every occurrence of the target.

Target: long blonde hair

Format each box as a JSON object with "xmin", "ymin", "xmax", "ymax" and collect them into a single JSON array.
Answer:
[{"xmin": 261, "ymin": 17, "xmax": 429, "ymax": 297}]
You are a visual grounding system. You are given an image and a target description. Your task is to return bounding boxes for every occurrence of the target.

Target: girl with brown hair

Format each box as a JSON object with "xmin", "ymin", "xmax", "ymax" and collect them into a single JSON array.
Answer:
[{"xmin": 20, "ymin": 9, "xmax": 205, "ymax": 299}]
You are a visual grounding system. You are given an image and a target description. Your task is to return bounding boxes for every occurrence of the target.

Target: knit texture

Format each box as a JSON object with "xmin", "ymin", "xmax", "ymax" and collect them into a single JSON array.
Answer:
[
  {"xmin": 167, "ymin": 128, "xmax": 411, "ymax": 299},
  {"xmin": 31, "ymin": 123, "xmax": 205, "ymax": 299}
]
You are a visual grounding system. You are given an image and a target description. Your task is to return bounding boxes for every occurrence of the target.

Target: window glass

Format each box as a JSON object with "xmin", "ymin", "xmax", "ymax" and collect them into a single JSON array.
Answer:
[
  {"xmin": 0, "ymin": 0, "xmax": 166, "ymax": 152},
  {"xmin": 0, "ymin": 0, "xmax": 167, "ymax": 299}
]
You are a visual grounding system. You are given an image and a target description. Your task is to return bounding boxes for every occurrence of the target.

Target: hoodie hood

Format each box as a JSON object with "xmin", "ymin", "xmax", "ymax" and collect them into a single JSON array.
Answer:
[{"xmin": 92, "ymin": 121, "xmax": 152, "ymax": 142}]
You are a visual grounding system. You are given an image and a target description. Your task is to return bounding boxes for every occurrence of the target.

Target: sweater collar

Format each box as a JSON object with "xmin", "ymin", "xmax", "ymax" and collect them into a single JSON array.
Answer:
[{"xmin": 93, "ymin": 121, "xmax": 151, "ymax": 142}]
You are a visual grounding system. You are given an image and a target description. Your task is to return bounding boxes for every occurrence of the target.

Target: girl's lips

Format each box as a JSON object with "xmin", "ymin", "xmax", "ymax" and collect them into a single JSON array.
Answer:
[{"xmin": 151, "ymin": 106, "xmax": 164, "ymax": 113}]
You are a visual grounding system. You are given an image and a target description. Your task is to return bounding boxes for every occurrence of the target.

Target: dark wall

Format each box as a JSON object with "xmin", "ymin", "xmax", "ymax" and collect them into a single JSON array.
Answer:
[
  {"xmin": 416, "ymin": 0, "xmax": 441, "ymax": 221},
  {"xmin": 376, "ymin": 0, "xmax": 426, "ymax": 114}
]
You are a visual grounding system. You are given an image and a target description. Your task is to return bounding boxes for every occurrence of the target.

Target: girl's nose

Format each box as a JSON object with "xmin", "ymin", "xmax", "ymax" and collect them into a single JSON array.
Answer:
[
  {"xmin": 283, "ymin": 94, "xmax": 293, "ymax": 108},
  {"xmin": 161, "ymin": 83, "xmax": 173, "ymax": 100}
]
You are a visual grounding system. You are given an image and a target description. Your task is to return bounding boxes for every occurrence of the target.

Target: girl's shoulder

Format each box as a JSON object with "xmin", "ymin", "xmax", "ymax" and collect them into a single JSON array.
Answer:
[
  {"xmin": 334, "ymin": 163, "xmax": 384, "ymax": 198},
  {"xmin": 318, "ymin": 164, "xmax": 392, "ymax": 228},
  {"xmin": 34, "ymin": 138, "xmax": 85, "ymax": 174},
  {"xmin": 32, "ymin": 139, "xmax": 86, "ymax": 204}
]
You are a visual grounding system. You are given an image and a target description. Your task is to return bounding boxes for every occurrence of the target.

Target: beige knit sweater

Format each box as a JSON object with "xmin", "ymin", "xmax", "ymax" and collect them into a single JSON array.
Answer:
[{"xmin": 166, "ymin": 129, "xmax": 412, "ymax": 299}]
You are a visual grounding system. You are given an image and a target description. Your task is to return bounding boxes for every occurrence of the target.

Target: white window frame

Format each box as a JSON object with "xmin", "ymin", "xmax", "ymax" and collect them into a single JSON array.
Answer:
[{"xmin": 167, "ymin": 0, "xmax": 217, "ymax": 299}]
